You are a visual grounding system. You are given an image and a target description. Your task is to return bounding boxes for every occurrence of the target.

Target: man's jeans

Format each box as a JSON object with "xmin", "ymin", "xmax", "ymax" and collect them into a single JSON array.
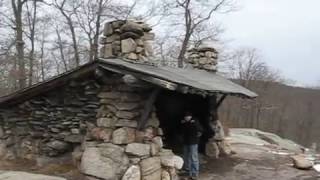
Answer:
[{"xmin": 183, "ymin": 144, "xmax": 199, "ymax": 177}]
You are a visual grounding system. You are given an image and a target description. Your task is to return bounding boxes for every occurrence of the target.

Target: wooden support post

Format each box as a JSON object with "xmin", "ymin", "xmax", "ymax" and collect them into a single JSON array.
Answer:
[
  {"xmin": 138, "ymin": 88, "xmax": 161, "ymax": 130},
  {"xmin": 216, "ymin": 94, "xmax": 227, "ymax": 109}
]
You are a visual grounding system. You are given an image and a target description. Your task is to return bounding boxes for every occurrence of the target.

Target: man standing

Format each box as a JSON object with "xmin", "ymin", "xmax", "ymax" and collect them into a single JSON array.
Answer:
[{"xmin": 181, "ymin": 112, "xmax": 202, "ymax": 179}]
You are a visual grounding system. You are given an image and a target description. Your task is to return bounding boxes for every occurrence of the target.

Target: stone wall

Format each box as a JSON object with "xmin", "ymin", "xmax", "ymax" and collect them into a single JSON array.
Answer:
[
  {"xmin": 99, "ymin": 20, "xmax": 155, "ymax": 62},
  {"xmin": 0, "ymin": 72, "xmax": 183, "ymax": 180},
  {"xmin": 80, "ymin": 74, "xmax": 183, "ymax": 180},
  {"xmin": 0, "ymin": 79, "xmax": 101, "ymax": 159}
]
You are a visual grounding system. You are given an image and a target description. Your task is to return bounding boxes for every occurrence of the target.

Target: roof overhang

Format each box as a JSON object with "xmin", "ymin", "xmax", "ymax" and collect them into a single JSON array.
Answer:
[{"xmin": 0, "ymin": 58, "xmax": 257, "ymax": 107}]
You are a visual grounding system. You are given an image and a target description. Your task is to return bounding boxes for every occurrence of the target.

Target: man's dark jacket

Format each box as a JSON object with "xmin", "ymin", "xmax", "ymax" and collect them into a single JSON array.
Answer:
[{"xmin": 181, "ymin": 119, "xmax": 202, "ymax": 145}]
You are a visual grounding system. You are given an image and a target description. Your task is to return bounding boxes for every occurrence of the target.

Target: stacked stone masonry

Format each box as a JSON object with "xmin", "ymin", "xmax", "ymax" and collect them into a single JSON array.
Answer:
[
  {"xmin": 0, "ymin": 79, "xmax": 100, "ymax": 159},
  {"xmin": 186, "ymin": 44, "xmax": 219, "ymax": 72},
  {"xmin": 100, "ymin": 20, "xmax": 155, "ymax": 62},
  {"xmin": 81, "ymin": 75, "xmax": 183, "ymax": 180},
  {"xmin": 0, "ymin": 73, "xmax": 183, "ymax": 180}
]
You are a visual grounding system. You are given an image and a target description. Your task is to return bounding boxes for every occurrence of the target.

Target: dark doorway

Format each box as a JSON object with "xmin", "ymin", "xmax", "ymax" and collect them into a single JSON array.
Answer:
[{"xmin": 155, "ymin": 90, "xmax": 214, "ymax": 154}]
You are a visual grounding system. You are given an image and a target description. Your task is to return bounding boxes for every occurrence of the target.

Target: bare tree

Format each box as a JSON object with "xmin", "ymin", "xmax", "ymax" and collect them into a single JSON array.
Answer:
[
  {"xmin": 162, "ymin": 0, "xmax": 235, "ymax": 67},
  {"xmin": 53, "ymin": 0, "xmax": 81, "ymax": 67},
  {"xmin": 11, "ymin": 0, "xmax": 28, "ymax": 88},
  {"xmin": 25, "ymin": 0, "xmax": 38, "ymax": 86},
  {"xmin": 74, "ymin": 0, "xmax": 111, "ymax": 62}
]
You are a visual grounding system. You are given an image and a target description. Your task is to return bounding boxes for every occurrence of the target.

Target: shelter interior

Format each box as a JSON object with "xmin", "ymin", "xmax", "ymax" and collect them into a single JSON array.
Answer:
[{"xmin": 154, "ymin": 90, "xmax": 216, "ymax": 154}]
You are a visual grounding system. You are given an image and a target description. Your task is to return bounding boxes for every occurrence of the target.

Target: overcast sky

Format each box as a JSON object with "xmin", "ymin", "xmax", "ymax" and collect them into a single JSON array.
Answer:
[{"xmin": 218, "ymin": 0, "xmax": 320, "ymax": 86}]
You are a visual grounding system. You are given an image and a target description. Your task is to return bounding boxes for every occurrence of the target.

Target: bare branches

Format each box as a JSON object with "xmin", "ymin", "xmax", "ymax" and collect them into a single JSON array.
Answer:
[{"xmin": 160, "ymin": 0, "xmax": 236, "ymax": 67}]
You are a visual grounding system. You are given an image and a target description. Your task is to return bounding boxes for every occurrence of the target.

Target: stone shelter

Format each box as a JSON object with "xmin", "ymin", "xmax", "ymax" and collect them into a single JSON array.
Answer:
[{"xmin": 0, "ymin": 20, "xmax": 257, "ymax": 180}]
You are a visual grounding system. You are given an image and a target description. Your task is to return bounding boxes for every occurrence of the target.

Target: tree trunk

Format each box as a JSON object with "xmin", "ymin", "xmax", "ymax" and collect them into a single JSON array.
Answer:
[
  {"xmin": 28, "ymin": 0, "xmax": 37, "ymax": 86},
  {"xmin": 12, "ymin": 0, "xmax": 26, "ymax": 89}
]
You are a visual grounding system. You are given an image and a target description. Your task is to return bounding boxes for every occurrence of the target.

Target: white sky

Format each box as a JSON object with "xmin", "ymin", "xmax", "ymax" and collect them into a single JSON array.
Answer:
[{"xmin": 217, "ymin": 0, "xmax": 320, "ymax": 86}]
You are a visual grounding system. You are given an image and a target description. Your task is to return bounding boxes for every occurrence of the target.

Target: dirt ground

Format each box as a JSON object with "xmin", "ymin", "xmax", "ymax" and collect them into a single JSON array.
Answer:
[
  {"xmin": 0, "ymin": 159, "xmax": 84, "ymax": 180},
  {"xmin": 199, "ymin": 143, "xmax": 319, "ymax": 180}
]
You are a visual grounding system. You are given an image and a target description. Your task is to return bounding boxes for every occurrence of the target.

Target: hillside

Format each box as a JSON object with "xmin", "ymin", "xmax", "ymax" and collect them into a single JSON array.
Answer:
[{"xmin": 220, "ymin": 81, "xmax": 320, "ymax": 148}]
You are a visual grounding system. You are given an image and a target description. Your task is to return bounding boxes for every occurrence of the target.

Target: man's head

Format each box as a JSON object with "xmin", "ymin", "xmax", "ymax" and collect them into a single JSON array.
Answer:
[{"xmin": 184, "ymin": 111, "xmax": 193, "ymax": 121}]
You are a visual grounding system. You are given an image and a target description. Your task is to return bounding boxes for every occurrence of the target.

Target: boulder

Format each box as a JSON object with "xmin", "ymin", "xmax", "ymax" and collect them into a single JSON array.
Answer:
[
  {"xmin": 81, "ymin": 147, "xmax": 118, "ymax": 179},
  {"xmin": 206, "ymin": 140, "xmax": 220, "ymax": 158},
  {"xmin": 46, "ymin": 140, "xmax": 70, "ymax": 152},
  {"xmin": 143, "ymin": 41, "xmax": 153, "ymax": 56},
  {"xmin": 140, "ymin": 157, "xmax": 161, "ymax": 176},
  {"xmin": 120, "ymin": 32, "xmax": 141, "ymax": 40},
  {"xmin": 213, "ymin": 120, "xmax": 225, "ymax": 141},
  {"xmin": 142, "ymin": 32, "xmax": 155, "ymax": 41},
  {"xmin": 152, "ymin": 136, "xmax": 163, "ymax": 148},
  {"xmin": 81, "ymin": 144, "xmax": 129, "ymax": 179},
  {"xmin": 115, "ymin": 111, "xmax": 140, "ymax": 120},
  {"xmin": 122, "ymin": 165, "xmax": 141, "ymax": 180},
  {"xmin": 103, "ymin": 43, "xmax": 113, "ymax": 57},
  {"xmin": 97, "ymin": 117, "xmax": 115, "ymax": 128},
  {"xmin": 120, "ymin": 21, "xmax": 144, "ymax": 35},
  {"xmin": 150, "ymin": 143, "xmax": 160, "ymax": 156},
  {"xmin": 161, "ymin": 170, "xmax": 171, "ymax": 180},
  {"xmin": 142, "ymin": 169, "xmax": 161, "ymax": 180},
  {"xmin": 112, "ymin": 127, "xmax": 136, "ymax": 145},
  {"xmin": 218, "ymin": 140, "xmax": 232, "ymax": 156},
  {"xmin": 291, "ymin": 155, "xmax": 313, "ymax": 170},
  {"xmin": 125, "ymin": 143, "xmax": 150, "ymax": 157},
  {"xmin": 114, "ymin": 102, "xmax": 140, "ymax": 111},
  {"xmin": 127, "ymin": 52, "xmax": 138, "ymax": 60},
  {"xmin": 121, "ymin": 38, "xmax": 137, "ymax": 53},
  {"xmin": 64, "ymin": 134, "xmax": 83, "ymax": 143},
  {"xmin": 0, "ymin": 126, "xmax": 4, "ymax": 138},
  {"xmin": 106, "ymin": 34, "xmax": 120, "ymax": 43},
  {"xmin": 104, "ymin": 23, "xmax": 113, "ymax": 36},
  {"xmin": 115, "ymin": 119, "xmax": 138, "ymax": 128},
  {"xmin": 160, "ymin": 155, "xmax": 184, "ymax": 169},
  {"xmin": 99, "ymin": 128, "xmax": 113, "ymax": 142}
]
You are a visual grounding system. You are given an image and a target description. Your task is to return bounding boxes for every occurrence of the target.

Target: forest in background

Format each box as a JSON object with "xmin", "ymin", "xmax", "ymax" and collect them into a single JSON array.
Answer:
[{"xmin": 0, "ymin": 0, "xmax": 319, "ymax": 149}]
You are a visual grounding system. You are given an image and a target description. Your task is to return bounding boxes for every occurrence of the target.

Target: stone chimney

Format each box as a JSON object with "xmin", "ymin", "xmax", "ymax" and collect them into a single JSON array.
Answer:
[
  {"xmin": 185, "ymin": 42, "xmax": 218, "ymax": 72},
  {"xmin": 99, "ymin": 20, "xmax": 155, "ymax": 62}
]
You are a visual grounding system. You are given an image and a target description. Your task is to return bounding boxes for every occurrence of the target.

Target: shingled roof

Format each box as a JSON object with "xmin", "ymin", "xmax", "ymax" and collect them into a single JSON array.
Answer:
[{"xmin": 0, "ymin": 58, "xmax": 257, "ymax": 107}]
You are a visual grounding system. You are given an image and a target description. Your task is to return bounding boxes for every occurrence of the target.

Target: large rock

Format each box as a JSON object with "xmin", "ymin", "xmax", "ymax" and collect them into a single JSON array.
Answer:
[
  {"xmin": 291, "ymin": 155, "xmax": 313, "ymax": 170},
  {"xmin": 81, "ymin": 144, "xmax": 129, "ymax": 179},
  {"xmin": 141, "ymin": 169, "xmax": 161, "ymax": 180},
  {"xmin": 206, "ymin": 140, "xmax": 220, "ymax": 158},
  {"xmin": 115, "ymin": 111, "xmax": 140, "ymax": 120},
  {"xmin": 0, "ymin": 126, "xmax": 4, "ymax": 138},
  {"xmin": 161, "ymin": 170, "xmax": 171, "ymax": 180},
  {"xmin": 97, "ymin": 117, "xmax": 115, "ymax": 128},
  {"xmin": 64, "ymin": 134, "xmax": 83, "ymax": 143},
  {"xmin": 112, "ymin": 127, "xmax": 136, "ymax": 145},
  {"xmin": 152, "ymin": 136, "xmax": 163, "ymax": 148},
  {"xmin": 122, "ymin": 165, "xmax": 141, "ymax": 180},
  {"xmin": 125, "ymin": 143, "xmax": 150, "ymax": 157},
  {"xmin": 120, "ymin": 21, "xmax": 144, "ymax": 35},
  {"xmin": 46, "ymin": 140, "xmax": 70, "ymax": 152},
  {"xmin": 213, "ymin": 120, "xmax": 225, "ymax": 141},
  {"xmin": 103, "ymin": 43, "xmax": 113, "ymax": 57},
  {"xmin": 104, "ymin": 23, "xmax": 113, "ymax": 36},
  {"xmin": 160, "ymin": 155, "xmax": 184, "ymax": 169},
  {"xmin": 121, "ymin": 38, "xmax": 137, "ymax": 53},
  {"xmin": 115, "ymin": 119, "xmax": 138, "ymax": 128},
  {"xmin": 91, "ymin": 128, "xmax": 113, "ymax": 142},
  {"xmin": 0, "ymin": 171, "xmax": 66, "ymax": 180},
  {"xmin": 140, "ymin": 157, "xmax": 161, "ymax": 177}
]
